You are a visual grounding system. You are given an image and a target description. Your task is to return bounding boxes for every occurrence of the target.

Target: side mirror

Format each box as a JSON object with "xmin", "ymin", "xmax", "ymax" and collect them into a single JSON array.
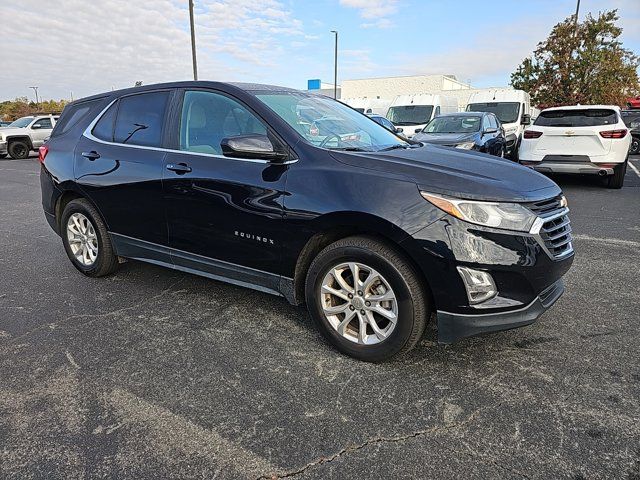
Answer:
[
  {"xmin": 483, "ymin": 127, "xmax": 499, "ymax": 135},
  {"xmin": 31, "ymin": 124, "xmax": 42, "ymax": 129},
  {"xmin": 521, "ymin": 114, "xmax": 531, "ymax": 126},
  {"xmin": 396, "ymin": 127, "xmax": 404, "ymax": 133},
  {"xmin": 221, "ymin": 134, "xmax": 288, "ymax": 162},
  {"xmin": 415, "ymin": 128, "xmax": 422, "ymax": 134}
]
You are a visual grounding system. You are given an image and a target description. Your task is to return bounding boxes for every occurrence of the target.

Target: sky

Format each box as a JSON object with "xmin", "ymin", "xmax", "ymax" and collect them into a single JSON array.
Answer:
[{"xmin": 1, "ymin": 0, "xmax": 639, "ymax": 101}]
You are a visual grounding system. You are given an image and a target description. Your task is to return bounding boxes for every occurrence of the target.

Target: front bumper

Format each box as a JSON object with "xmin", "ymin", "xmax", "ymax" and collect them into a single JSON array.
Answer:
[
  {"xmin": 0, "ymin": 141, "xmax": 7, "ymax": 155},
  {"xmin": 437, "ymin": 278, "xmax": 564, "ymax": 343}
]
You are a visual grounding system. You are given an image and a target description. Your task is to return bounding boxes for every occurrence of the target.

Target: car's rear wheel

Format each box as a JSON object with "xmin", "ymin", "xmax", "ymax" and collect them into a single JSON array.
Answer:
[
  {"xmin": 8, "ymin": 141, "xmax": 30, "ymax": 159},
  {"xmin": 606, "ymin": 161, "xmax": 627, "ymax": 189},
  {"xmin": 305, "ymin": 236, "xmax": 428, "ymax": 362},
  {"xmin": 61, "ymin": 198, "xmax": 119, "ymax": 277}
]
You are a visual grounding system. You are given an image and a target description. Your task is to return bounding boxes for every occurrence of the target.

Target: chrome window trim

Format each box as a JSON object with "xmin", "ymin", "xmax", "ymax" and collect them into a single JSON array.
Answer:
[{"xmin": 82, "ymin": 97, "xmax": 298, "ymax": 165}]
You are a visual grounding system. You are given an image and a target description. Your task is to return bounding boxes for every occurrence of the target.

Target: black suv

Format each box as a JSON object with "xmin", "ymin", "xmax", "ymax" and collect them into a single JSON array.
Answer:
[{"xmin": 40, "ymin": 82, "xmax": 574, "ymax": 362}]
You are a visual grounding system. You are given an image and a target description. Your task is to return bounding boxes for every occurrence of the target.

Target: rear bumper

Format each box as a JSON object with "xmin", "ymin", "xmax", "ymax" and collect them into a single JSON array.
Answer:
[
  {"xmin": 437, "ymin": 279, "xmax": 565, "ymax": 344},
  {"xmin": 520, "ymin": 159, "xmax": 619, "ymax": 175}
]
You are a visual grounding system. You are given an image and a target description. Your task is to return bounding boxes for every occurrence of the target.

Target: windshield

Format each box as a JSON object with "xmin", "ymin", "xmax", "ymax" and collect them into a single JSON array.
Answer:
[
  {"xmin": 467, "ymin": 102, "xmax": 520, "ymax": 124},
  {"xmin": 7, "ymin": 116, "xmax": 34, "ymax": 128},
  {"xmin": 255, "ymin": 92, "xmax": 408, "ymax": 152},
  {"xmin": 423, "ymin": 115, "xmax": 481, "ymax": 134},
  {"xmin": 386, "ymin": 105, "xmax": 434, "ymax": 126},
  {"xmin": 534, "ymin": 109, "xmax": 618, "ymax": 127}
]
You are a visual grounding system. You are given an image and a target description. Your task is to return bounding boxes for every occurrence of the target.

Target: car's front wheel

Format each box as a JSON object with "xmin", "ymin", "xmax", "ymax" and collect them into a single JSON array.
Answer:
[
  {"xmin": 61, "ymin": 198, "xmax": 119, "ymax": 277},
  {"xmin": 630, "ymin": 137, "xmax": 639, "ymax": 155},
  {"xmin": 8, "ymin": 140, "xmax": 30, "ymax": 159},
  {"xmin": 305, "ymin": 236, "xmax": 429, "ymax": 362}
]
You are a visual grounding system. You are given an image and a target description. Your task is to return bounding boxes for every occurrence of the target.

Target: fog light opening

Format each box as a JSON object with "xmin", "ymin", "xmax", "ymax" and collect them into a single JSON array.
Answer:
[{"xmin": 457, "ymin": 267, "xmax": 497, "ymax": 305}]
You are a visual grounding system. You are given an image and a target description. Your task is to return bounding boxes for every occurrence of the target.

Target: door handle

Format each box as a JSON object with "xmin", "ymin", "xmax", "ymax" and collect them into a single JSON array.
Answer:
[
  {"xmin": 166, "ymin": 163, "xmax": 192, "ymax": 174},
  {"xmin": 82, "ymin": 151, "xmax": 100, "ymax": 161}
]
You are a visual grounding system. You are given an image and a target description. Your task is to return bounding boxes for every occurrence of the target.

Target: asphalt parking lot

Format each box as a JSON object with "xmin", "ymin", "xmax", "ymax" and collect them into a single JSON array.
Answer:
[{"xmin": 1, "ymin": 155, "xmax": 639, "ymax": 479}]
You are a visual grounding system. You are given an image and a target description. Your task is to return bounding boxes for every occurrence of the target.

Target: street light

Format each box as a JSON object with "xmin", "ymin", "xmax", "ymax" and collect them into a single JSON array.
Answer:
[
  {"xmin": 189, "ymin": 0, "xmax": 198, "ymax": 80},
  {"xmin": 29, "ymin": 86, "xmax": 39, "ymax": 109},
  {"xmin": 330, "ymin": 30, "xmax": 338, "ymax": 99}
]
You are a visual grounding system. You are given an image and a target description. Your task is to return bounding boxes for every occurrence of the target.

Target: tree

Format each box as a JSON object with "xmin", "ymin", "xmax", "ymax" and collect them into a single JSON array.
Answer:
[
  {"xmin": 511, "ymin": 10, "xmax": 640, "ymax": 108},
  {"xmin": 0, "ymin": 98, "xmax": 68, "ymax": 121}
]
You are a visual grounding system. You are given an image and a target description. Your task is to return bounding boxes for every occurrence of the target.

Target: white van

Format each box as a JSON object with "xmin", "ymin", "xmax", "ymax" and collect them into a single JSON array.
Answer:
[
  {"xmin": 342, "ymin": 97, "xmax": 393, "ymax": 116},
  {"xmin": 466, "ymin": 89, "xmax": 531, "ymax": 159},
  {"xmin": 386, "ymin": 94, "xmax": 458, "ymax": 138}
]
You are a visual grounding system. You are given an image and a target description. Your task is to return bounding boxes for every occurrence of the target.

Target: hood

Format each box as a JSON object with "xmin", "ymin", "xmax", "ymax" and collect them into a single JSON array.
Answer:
[
  {"xmin": 413, "ymin": 132, "xmax": 476, "ymax": 145},
  {"xmin": 331, "ymin": 144, "xmax": 561, "ymax": 203},
  {"xmin": 0, "ymin": 127, "xmax": 27, "ymax": 136}
]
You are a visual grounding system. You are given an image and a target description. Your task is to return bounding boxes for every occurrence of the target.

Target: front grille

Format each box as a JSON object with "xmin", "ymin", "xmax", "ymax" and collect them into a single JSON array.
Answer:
[
  {"xmin": 525, "ymin": 195, "xmax": 573, "ymax": 259},
  {"xmin": 539, "ymin": 215, "xmax": 572, "ymax": 258},
  {"xmin": 527, "ymin": 195, "xmax": 563, "ymax": 215}
]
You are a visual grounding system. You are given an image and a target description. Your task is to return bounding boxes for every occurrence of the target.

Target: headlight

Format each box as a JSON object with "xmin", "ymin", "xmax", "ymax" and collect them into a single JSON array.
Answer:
[
  {"xmin": 455, "ymin": 142, "xmax": 475, "ymax": 150},
  {"xmin": 421, "ymin": 192, "xmax": 537, "ymax": 232}
]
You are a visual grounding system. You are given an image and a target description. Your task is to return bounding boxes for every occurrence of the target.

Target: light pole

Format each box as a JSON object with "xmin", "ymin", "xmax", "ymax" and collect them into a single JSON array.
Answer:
[
  {"xmin": 29, "ymin": 86, "xmax": 39, "ymax": 109},
  {"xmin": 330, "ymin": 30, "xmax": 338, "ymax": 99},
  {"xmin": 574, "ymin": 0, "xmax": 581, "ymax": 36},
  {"xmin": 189, "ymin": 0, "xmax": 198, "ymax": 81}
]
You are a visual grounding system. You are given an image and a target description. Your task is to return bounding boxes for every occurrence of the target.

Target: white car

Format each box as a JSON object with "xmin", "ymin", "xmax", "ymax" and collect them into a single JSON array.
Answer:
[{"xmin": 519, "ymin": 105, "xmax": 631, "ymax": 189}]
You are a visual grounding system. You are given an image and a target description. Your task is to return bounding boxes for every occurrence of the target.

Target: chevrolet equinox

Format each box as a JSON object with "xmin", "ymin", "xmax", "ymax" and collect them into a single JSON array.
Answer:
[{"xmin": 40, "ymin": 82, "xmax": 574, "ymax": 362}]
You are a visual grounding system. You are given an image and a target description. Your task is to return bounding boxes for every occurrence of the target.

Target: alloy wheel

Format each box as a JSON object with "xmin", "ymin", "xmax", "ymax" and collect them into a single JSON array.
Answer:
[
  {"xmin": 320, "ymin": 262, "xmax": 398, "ymax": 345},
  {"xmin": 66, "ymin": 213, "xmax": 98, "ymax": 266}
]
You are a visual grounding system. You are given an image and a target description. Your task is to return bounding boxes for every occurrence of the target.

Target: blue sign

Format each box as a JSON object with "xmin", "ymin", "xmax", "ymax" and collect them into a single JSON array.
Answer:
[{"xmin": 307, "ymin": 79, "xmax": 321, "ymax": 90}]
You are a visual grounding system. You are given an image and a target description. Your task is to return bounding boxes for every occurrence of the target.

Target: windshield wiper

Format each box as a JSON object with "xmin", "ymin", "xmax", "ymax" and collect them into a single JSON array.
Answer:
[
  {"xmin": 379, "ymin": 144, "xmax": 409, "ymax": 151},
  {"xmin": 327, "ymin": 146, "xmax": 370, "ymax": 152}
]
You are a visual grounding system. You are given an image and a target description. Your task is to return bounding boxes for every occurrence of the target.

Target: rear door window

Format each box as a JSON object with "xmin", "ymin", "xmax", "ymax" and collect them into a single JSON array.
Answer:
[
  {"xmin": 113, "ymin": 91, "xmax": 170, "ymax": 147},
  {"xmin": 534, "ymin": 109, "xmax": 618, "ymax": 127},
  {"xmin": 92, "ymin": 102, "xmax": 118, "ymax": 142}
]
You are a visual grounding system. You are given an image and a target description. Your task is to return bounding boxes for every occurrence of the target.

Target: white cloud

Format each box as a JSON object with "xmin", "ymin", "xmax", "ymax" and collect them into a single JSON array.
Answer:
[
  {"xmin": 338, "ymin": 0, "xmax": 399, "ymax": 19},
  {"xmin": 0, "ymin": 0, "xmax": 305, "ymax": 100},
  {"xmin": 339, "ymin": 0, "xmax": 399, "ymax": 28}
]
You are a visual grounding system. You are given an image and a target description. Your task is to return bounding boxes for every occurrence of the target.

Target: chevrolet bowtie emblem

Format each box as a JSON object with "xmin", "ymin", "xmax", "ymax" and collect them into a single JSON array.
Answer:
[{"xmin": 565, "ymin": 130, "xmax": 575, "ymax": 136}]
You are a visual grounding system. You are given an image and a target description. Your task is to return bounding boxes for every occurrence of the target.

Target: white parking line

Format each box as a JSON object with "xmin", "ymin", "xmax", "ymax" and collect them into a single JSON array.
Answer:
[
  {"xmin": 628, "ymin": 159, "xmax": 640, "ymax": 178},
  {"xmin": 572, "ymin": 234, "xmax": 640, "ymax": 249}
]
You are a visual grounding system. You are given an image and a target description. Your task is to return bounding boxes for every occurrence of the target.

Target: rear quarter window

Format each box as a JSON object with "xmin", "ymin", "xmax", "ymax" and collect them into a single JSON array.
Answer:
[
  {"xmin": 534, "ymin": 109, "xmax": 618, "ymax": 127},
  {"xmin": 51, "ymin": 99, "xmax": 102, "ymax": 137},
  {"xmin": 113, "ymin": 91, "xmax": 170, "ymax": 147}
]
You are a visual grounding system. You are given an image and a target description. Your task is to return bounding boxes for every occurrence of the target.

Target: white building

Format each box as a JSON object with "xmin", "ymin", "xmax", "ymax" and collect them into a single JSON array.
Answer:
[{"xmin": 340, "ymin": 74, "xmax": 471, "ymax": 100}]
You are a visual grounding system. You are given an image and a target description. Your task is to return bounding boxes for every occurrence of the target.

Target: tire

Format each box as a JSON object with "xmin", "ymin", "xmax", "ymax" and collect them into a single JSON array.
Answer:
[
  {"xmin": 630, "ymin": 137, "xmax": 640, "ymax": 155},
  {"xmin": 61, "ymin": 198, "xmax": 119, "ymax": 277},
  {"xmin": 606, "ymin": 161, "xmax": 627, "ymax": 189},
  {"xmin": 8, "ymin": 140, "xmax": 30, "ymax": 159},
  {"xmin": 305, "ymin": 235, "xmax": 429, "ymax": 362}
]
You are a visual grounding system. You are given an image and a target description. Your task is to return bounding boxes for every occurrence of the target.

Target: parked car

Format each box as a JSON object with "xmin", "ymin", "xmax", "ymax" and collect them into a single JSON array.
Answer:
[
  {"xmin": 621, "ymin": 109, "xmax": 640, "ymax": 155},
  {"xmin": 366, "ymin": 113, "xmax": 405, "ymax": 136},
  {"xmin": 519, "ymin": 105, "xmax": 631, "ymax": 188},
  {"xmin": 412, "ymin": 112, "xmax": 507, "ymax": 157},
  {"xmin": 40, "ymin": 81, "xmax": 573, "ymax": 362},
  {"xmin": 386, "ymin": 94, "xmax": 458, "ymax": 138},
  {"xmin": 466, "ymin": 89, "xmax": 532, "ymax": 160},
  {"xmin": 626, "ymin": 96, "xmax": 640, "ymax": 110},
  {"xmin": 0, "ymin": 115, "xmax": 59, "ymax": 159},
  {"xmin": 0, "ymin": 120, "xmax": 10, "ymax": 127}
]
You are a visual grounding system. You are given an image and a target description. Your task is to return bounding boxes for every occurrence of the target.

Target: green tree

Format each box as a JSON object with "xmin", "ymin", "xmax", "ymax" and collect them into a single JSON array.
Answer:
[
  {"xmin": 0, "ymin": 98, "xmax": 68, "ymax": 121},
  {"xmin": 511, "ymin": 10, "xmax": 640, "ymax": 108}
]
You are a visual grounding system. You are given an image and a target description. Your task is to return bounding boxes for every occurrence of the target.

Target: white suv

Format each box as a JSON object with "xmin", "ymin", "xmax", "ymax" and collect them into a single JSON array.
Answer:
[
  {"xmin": 0, "ymin": 115, "xmax": 58, "ymax": 159},
  {"xmin": 519, "ymin": 105, "xmax": 631, "ymax": 188}
]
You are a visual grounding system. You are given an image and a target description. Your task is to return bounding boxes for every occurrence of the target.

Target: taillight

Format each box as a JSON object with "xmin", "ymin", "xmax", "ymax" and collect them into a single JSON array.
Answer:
[
  {"xmin": 599, "ymin": 129, "xmax": 627, "ymax": 139},
  {"xmin": 524, "ymin": 130, "xmax": 543, "ymax": 139},
  {"xmin": 38, "ymin": 145, "xmax": 49, "ymax": 164}
]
